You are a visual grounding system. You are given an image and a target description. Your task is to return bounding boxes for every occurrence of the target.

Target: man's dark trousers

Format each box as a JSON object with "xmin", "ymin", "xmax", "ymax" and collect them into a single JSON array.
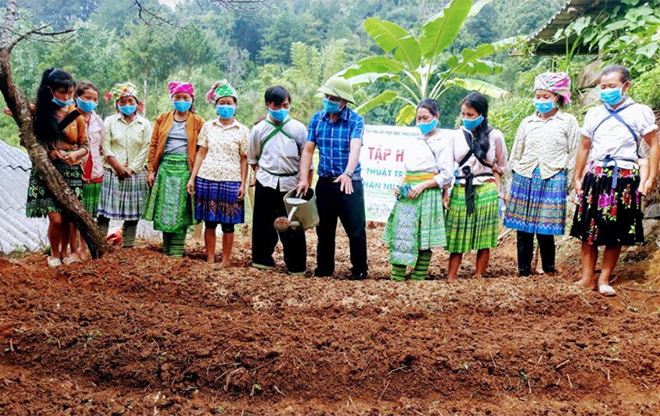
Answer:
[
  {"xmin": 252, "ymin": 181, "xmax": 306, "ymax": 273},
  {"xmin": 314, "ymin": 177, "xmax": 367, "ymax": 276}
]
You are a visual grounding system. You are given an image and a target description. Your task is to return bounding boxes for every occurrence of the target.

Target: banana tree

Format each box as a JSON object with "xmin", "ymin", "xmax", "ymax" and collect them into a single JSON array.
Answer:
[{"xmin": 337, "ymin": 0, "xmax": 513, "ymax": 125}]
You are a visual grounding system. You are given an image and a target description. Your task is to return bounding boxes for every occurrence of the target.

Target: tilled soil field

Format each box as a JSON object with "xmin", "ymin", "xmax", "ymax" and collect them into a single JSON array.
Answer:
[{"xmin": 1, "ymin": 226, "xmax": 659, "ymax": 415}]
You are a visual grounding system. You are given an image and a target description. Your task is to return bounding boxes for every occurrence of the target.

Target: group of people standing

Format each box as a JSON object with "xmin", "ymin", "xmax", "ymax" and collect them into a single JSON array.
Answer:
[{"xmin": 26, "ymin": 64, "xmax": 658, "ymax": 296}]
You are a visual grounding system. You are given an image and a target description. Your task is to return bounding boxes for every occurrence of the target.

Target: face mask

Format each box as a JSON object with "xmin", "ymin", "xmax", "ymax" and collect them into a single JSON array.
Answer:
[
  {"xmin": 118, "ymin": 104, "xmax": 137, "ymax": 116},
  {"xmin": 268, "ymin": 108, "xmax": 289, "ymax": 122},
  {"xmin": 173, "ymin": 100, "xmax": 192, "ymax": 113},
  {"xmin": 418, "ymin": 118, "xmax": 438, "ymax": 136},
  {"xmin": 216, "ymin": 104, "xmax": 235, "ymax": 119},
  {"xmin": 600, "ymin": 87, "xmax": 624, "ymax": 106},
  {"xmin": 462, "ymin": 115, "xmax": 484, "ymax": 131},
  {"xmin": 52, "ymin": 97, "xmax": 73, "ymax": 107},
  {"xmin": 323, "ymin": 98, "xmax": 342, "ymax": 114},
  {"xmin": 534, "ymin": 99, "xmax": 555, "ymax": 114},
  {"xmin": 76, "ymin": 97, "xmax": 97, "ymax": 113}
]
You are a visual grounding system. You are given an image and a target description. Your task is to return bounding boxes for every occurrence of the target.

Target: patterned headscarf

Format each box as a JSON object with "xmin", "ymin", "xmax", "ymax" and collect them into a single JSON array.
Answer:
[
  {"xmin": 534, "ymin": 72, "xmax": 572, "ymax": 105},
  {"xmin": 205, "ymin": 79, "xmax": 237, "ymax": 104},
  {"xmin": 106, "ymin": 82, "xmax": 139, "ymax": 104},
  {"xmin": 168, "ymin": 81, "xmax": 195, "ymax": 97}
]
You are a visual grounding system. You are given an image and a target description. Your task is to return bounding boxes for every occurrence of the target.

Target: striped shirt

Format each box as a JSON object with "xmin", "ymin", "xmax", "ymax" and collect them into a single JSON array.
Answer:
[{"xmin": 307, "ymin": 106, "xmax": 364, "ymax": 178}]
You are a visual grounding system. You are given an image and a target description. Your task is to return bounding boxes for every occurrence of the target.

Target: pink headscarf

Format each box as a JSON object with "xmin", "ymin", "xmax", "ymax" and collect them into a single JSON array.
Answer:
[
  {"xmin": 534, "ymin": 72, "xmax": 572, "ymax": 105},
  {"xmin": 168, "ymin": 81, "xmax": 195, "ymax": 97}
]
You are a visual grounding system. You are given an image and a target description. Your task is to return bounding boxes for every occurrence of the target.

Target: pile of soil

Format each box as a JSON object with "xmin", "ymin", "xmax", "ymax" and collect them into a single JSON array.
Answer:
[{"xmin": 1, "ymin": 227, "xmax": 659, "ymax": 415}]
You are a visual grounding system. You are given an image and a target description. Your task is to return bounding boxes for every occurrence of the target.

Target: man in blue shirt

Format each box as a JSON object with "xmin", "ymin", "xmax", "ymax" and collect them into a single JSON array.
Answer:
[{"xmin": 296, "ymin": 76, "xmax": 367, "ymax": 280}]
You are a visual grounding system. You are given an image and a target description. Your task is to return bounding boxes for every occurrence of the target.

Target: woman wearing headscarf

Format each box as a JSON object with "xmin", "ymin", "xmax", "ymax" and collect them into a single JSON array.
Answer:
[
  {"xmin": 445, "ymin": 92, "xmax": 508, "ymax": 281},
  {"xmin": 187, "ymin": 80, "xmax": 249, "ymax": 265},
  {"xmin": 144, "ymin": 82, "xmax": 205, "ymax": 257},
  {"xmin": 383, "ymin": 98, "xmax": 454, "ymax": 281},
  {"xmin": 97, "ymin": 82, "xmax": 152, "ymax": 248},
  {"xmin": 503, "ymin": 72, "xmax": 580, "ymax": 277}
]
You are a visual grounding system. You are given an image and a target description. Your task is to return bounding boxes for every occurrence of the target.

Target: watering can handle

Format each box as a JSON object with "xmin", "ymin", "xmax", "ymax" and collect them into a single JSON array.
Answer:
[{"xmin": 287, "ymin": 206, "xmax": 298, "ymax": 223}]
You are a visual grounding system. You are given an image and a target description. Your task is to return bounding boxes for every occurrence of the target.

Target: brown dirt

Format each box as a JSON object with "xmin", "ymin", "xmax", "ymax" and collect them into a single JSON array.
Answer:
[{"xmin": 1, "ymin": 226, "xmax": 660, "ymax": 415}]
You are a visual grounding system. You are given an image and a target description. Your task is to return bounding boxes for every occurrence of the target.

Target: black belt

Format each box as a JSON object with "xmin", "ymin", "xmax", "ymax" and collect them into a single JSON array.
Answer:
[
  {"xmin": 261, "ymin": 167, "xmax": 299, "ymax": 177},
  {"xmin": 455, "ymin": 166, "xmax": 493, "ymax": 215}
]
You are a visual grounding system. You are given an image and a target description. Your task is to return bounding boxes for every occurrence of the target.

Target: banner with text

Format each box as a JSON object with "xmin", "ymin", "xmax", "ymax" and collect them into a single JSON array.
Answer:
[{"xmin": 360, "ymin": 125, "xmax": 454, "ymax": 222}]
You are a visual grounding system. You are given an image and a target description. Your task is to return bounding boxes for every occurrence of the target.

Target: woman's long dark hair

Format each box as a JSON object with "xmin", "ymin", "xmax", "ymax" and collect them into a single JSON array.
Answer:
[
  {"xmin": 417, "ymin": 98, "xmax": 440, "ymax": 117},
  {"xmin": 34, "ymin": 68, "xmax": 75, "ymax": 145},
  {"xmin": 460, "ymin": 92, "xmax": 491, "ymax": 161}
]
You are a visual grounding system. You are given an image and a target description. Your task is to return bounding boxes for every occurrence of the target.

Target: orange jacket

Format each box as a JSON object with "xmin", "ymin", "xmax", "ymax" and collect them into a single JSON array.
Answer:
[{"xmin": 147, "ymin": 111, "xmax": 205, "ymax": 173}]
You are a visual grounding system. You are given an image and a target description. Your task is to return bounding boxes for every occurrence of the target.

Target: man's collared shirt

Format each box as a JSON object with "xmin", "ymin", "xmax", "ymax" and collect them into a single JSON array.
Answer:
[{"xmin": 307, "ymin": 106, "xmax": 364, "ymax": 178}]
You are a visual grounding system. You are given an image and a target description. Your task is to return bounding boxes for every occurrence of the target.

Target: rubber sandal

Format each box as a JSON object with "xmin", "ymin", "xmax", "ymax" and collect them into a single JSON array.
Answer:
[
  {"xmin": 598, "ymin": 284, "xmax": 616, "ymax": 297},
  {"xmin": 47, "ymin": 257, "xmax": 62, "ymax": 268}
]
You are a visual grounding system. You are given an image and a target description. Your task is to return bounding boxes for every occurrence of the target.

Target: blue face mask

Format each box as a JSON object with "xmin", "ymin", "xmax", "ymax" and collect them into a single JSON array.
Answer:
[
  {"xmin": 418, "ymin": 118, "xmax": 438, "ymax": 136},
  {"xmin": 173, "ymin": 100, "xmax": 192, "ymax": 113},
  {"xmin": 534, "ymin": 99, "xmax": 555, "ymax": 114},
  {"xmin": 118, "ymin": 104, "xmax": 137, "ymax": 116},
  {"xmin": 216, "ymin": 104, "xmax": 235, "ymax": 119},
  {"xmin": 52, "ymin": 97, "xmax": 73, "ymax": 107},
  {"xmin": 462, "ymin": 115, "xmax": 484, "ymax": 131},
  {"xmin": 600, "ymin": 87, "xmax": 624, "ymax": 106},
  {"xmin": 269, "ymin": 108, "xmax": 289, "ymax": 122},
  {"xmin": 76, "ymin": 98, "xmax": 97, "ymax": 113},
  {"xmin": 323, "ymin": 98, "xmax": 342, "ymax": 114}
]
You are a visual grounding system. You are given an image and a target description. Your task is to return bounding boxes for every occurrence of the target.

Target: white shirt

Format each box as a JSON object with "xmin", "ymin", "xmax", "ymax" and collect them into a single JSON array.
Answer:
[
  {"xmin": 247, "ymin": 116, "xmax": 309, "ymax": 192},
  {"xmin": 452, "ymin": 127, "xmax": 508, "ymax": 186},
  {"xmin": 102, "ymin": 113, "xmax": 152, "ymax": 173},
  {"xmin": 581, "ymin": 98, "xmax": 658, "ymax": 169},
  {"xmin": 404, "ymin": 130, "xmax": 454, "ymax": 188}
]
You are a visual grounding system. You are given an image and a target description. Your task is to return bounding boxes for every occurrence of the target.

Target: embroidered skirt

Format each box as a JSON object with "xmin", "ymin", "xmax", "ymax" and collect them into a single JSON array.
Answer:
[
  {"xmin": 382, "ymin": 172, "xmax": 446, "ymax": 266},
  {"xmin": 82, "ymin": 181, "xmax": 102, "ymax": 218},
  {"xmin": 98, "ymin": 168, "xmax": 149, "ymax": 221},
  {"xmin": 503, "ymin": 168, "xmax": 567, "ymax": 235},
  {"xmin": 143, "ymin": 154, "xmax": 196, "ymax": 233},
  {"xmin": 570, "ymin": 164, "xmax": 643, "ymax": 246},
  {"xmin": 445, "ymin": 180, "xmax": 499, "ymax": 254},
  {"xmin": 26, "ymin": 159, "xmax": 83, "ymax": 218},
  {"xmin": 194, "ymin": 177, "xmax": 244, "ymax": 224}
]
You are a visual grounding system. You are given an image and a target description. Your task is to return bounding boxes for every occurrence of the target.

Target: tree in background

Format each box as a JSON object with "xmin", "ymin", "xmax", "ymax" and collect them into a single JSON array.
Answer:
[{"xmin": 336, "ymin": 0, "xmax": 513, "ymax": 125}]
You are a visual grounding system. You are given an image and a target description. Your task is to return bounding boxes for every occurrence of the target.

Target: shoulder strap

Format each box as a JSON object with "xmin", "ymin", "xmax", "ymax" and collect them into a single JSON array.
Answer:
[
  {"xmin": 593, "ymin": 103, "xmax": 637, "ymax": 141},
  {"xmin": 459, "ymin": 129, "xmax": 492, "ymax": 169},
  {"xmin": 58, "ymin": 109, "xmax": 81, "ymax": 132},
  {"xmin": 259, "ymin": 118, "xmax": 292, "ymax": 155}
]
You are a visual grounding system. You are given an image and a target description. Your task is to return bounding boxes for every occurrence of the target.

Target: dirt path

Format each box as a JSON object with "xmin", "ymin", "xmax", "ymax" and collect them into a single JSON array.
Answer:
[{"xmin": 1, "ymin": 228, "xmax": 659, "ymax": 415}]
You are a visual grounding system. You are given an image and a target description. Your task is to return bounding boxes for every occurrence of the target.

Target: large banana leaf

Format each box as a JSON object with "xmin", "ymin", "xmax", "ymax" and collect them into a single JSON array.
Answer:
[
  {"xmin": 340, "ymin": 56, "xmax": 406, "ymax": 78},
  {"xmin": 341, "ymin": 72, "xmax": 397, "ymax": 86},
  {"xmin": 419, "ymin": 0, "xmax": 472, "ymax": 60},
  {"xmin": 363, "ymin": 18, "xmax": 421, "ymax": 70},
  {"xmin": 448, "ymin": 78, "xmax": 511, "ymax": 99},
  {"xmin": 450, "ymin": 60, "xmax": 503, "ymax": 76},
  {"xmin": 395, "ymin": 104, "xmax": 417, "ymax": 126},
  {"xmin": 355, "ymin": 91, "xmax": 398, "ymax": 115},
  {"xmin": 468, "ymin": 0, "xmax": 495, "ymax": 17}
]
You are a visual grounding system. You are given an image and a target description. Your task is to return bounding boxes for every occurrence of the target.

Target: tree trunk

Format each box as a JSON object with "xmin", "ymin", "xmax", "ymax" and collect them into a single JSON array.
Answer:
[{"xmin": 0, "ymin": 1, "xmax": 108, "ymax": 258}]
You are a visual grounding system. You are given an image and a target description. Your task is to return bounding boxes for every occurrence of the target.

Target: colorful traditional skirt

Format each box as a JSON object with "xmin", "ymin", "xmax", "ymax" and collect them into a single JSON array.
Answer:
[
  {"xmin": 97, "ymin": 168, "xmax": 148, "ymax": 221},
  {"xmin": 82, "ymin": 181, "xmax": 102, "ymax": 217},
  {"xmin": 382, "ymin": 172, "xmax": 446, "ymax": 266},
  {"xmin": 570, "ymin": 164, "xmax": 643, "ymax": 246},
  {"xmin": 143, "ymin": 154, "xmax": 196, "ymax": 233},
  {"xmin": 26, "ymin": 159, "xmax": 83, "ymax": 218},
  {"xmin": 445, "ymin": 180, "xmax": 499, "ymax": 254},
  {"xmin": 503, "ymin": 168, "xmax": 567, "ymax": 235},
  {"xmin": 194, "ymin": 177, "xmax": 244, "ymax": 224}
]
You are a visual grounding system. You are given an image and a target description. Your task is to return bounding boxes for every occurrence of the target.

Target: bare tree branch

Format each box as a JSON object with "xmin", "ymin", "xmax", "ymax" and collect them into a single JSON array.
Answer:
[
  {"xmin": 7, "ymin": 25, "xmax": 75, "ymax": 51},
  {"xmin": 133, "ymin": 0, "xmax": 177, "ymax": 26}
]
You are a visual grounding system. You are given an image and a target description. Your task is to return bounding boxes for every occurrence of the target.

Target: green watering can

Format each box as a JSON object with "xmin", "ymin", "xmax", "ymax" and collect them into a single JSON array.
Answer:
[{"xmin": 273, "ymin": 189, "xmax": 319, "ymax": 232}]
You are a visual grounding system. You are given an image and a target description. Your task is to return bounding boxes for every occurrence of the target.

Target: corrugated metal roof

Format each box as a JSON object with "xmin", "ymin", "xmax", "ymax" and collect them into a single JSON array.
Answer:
[
  {"xmin": 530, "ymin": 0, "xmax": 628, "ymax": 56},
  {"xmin": 0, "ymin": 140, "xmax": 160, "ymax": 253},
  {"xmin": 0, "ymin": 140, "xmax": 49, "ymax": 254}
]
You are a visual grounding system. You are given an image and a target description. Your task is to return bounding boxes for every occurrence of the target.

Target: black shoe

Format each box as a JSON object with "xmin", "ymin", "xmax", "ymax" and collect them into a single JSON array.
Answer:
[
  {"xmin": 348, "ymin": 271, "xmax": 367, "ymax": 281},
  {"xmin": 314, "ymin": 268, "xmax": 333, "ymax": 277}
]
